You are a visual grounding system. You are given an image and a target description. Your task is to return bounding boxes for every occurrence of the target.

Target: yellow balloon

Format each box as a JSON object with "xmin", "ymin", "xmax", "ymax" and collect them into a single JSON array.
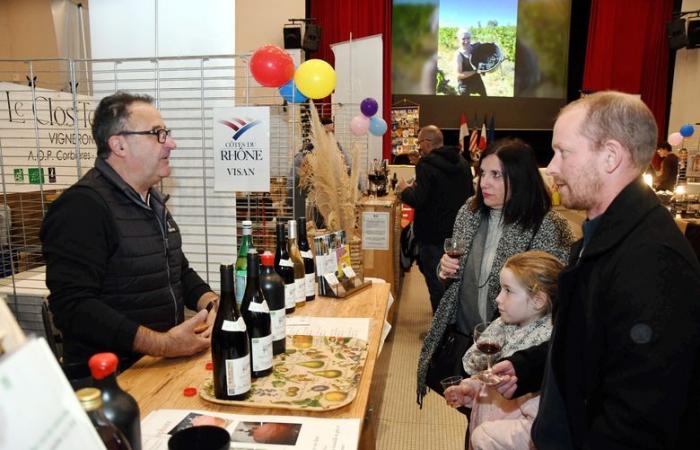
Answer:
[{"xmin": 294, "ymin": 59, "xmax": 336, "ymax": 99}]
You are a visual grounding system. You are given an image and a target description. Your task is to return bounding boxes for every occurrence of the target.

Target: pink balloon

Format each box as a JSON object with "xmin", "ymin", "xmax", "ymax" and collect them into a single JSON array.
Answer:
[
  {"xmin": 350, "ymin": 115, "xmax": 370, "ymax": 136},
  {"xmin": 668, "ymin": 132, "xmax": 683, "ymax": 146}
]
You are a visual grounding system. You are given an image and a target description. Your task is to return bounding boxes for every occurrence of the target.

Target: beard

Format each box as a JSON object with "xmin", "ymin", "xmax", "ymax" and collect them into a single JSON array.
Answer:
[{"xmin": 557, "ymin": 164, "xmax": 603, "ymax": 211}]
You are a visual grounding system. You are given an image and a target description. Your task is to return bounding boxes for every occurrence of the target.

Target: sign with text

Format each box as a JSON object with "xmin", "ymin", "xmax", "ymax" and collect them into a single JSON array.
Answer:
[
  {"xmin": 0, "ymin": 82, "xmax": 96, "ymax": 193},
  {"xmin": 213, "ymin": 107, "xmax": 270, "ymax": 192}
]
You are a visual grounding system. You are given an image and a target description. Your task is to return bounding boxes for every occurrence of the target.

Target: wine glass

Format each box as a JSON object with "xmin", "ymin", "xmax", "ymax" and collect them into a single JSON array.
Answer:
[
  {"xmin": 443, "ymin": 237, "xmax": 467, "ymax": 279},
  {"xmin": 472, "ymin": 322, "xmax": 505, "ymax": 385}
]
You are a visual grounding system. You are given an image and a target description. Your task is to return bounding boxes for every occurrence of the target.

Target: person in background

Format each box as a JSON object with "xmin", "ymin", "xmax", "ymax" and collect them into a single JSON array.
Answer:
[
  {"xmin": 678, "ymin": 147, "xmax": 688, "ymax": 184},
  {"xmin": 41, "ymin": 92, "xmax": 218, "ymax": 379},
  {"xmin": 416, "ymin": 137, "xmax": 573, "ymax": 401},
  {"xmin": 455, "ymin": 29, "xmax": 487, "ymax": 97},
  {"xmin": 445, "ymin": 251, "xmax": 564, "ymax": 450},
  {"xmin": 654, "ymin": 142, "xmax": 679, "ymax": 191},
  {"xmin": 491, "ymin": 91, "xmax": 700, "ymax": 450},
  {"xmin": 397, "ymin": 125, "xmax": 474, "ymax": 314}
]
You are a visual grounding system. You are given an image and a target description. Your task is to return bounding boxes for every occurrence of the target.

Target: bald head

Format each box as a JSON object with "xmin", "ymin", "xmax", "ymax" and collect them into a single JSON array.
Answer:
[{"xmin": 417, "ymin": 125, "xmax": 444, "ymax": 156}]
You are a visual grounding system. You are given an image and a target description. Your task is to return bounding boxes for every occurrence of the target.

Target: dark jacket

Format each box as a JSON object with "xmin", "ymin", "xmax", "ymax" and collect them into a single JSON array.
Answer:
[
  {"xmin": 656, "ymin": 152, "xmax": 679, "ymax": 191},
  {"xmin": 40, "ymin": 158, "xmax": 212, "ymax": 370},
  {"xmin": 399, "ymin": 146, "xmax": 473, "ymax": 245},
  {"xmin": 509, "ymin": 179, "xmax": 700, "ymax": 450}
]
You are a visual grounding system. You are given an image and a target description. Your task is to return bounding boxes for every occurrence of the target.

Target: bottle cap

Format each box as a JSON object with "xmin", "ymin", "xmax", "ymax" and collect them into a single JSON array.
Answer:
[
  {"xmin": 88, "ymin": 352, "xmax": 119, "ymax": 380},
  {"xmin": 76, "ymin": 387, "xmax": 103, "ymax": 411},
  {"xmin": 183, "ymin": 387, "xmax": 197, "ymax": 397},
  {"xmin": 260, "ymin": 251, "xmax": 275, "ymax": 267}
]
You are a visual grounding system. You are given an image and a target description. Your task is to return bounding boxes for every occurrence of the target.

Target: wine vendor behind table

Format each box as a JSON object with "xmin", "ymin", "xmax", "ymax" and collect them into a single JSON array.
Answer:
[{"xmin": 40, "ymin": 91, "xmax": 219, "ymax": 383}]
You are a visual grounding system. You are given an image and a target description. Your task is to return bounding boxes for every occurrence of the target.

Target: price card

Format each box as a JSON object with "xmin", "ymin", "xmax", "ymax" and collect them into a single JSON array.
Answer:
[
  {"xmin": 323, "ymin": 272, "xmax": 340, "ymax": 286},
  {"xmin": 343, "ymin": 266, "xmax": 356, "ymax": 279}
]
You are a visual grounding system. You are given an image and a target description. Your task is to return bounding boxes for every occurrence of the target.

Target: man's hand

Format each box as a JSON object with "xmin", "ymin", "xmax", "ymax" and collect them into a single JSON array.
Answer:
[
  {"xmin": 490, "ymin": 360, "xmax": 518, "ymax": 399},
  {"xmin": 438, "ymin": 253, "xmax": 460, "ymax": 280},
  {"xmin": 444, "ymin": 380, "xmax": 477, "ymax": 408},
  {"xmin": 397, "ymin": 177, "xmax": 412, "ymax": 193},
  {"xmin": 408, "ymin": 151, "xmax": 420, "ymax": 165},
  {"xmin": 133, "ymin": 309, "xmax": 211, "ymax": 358}
]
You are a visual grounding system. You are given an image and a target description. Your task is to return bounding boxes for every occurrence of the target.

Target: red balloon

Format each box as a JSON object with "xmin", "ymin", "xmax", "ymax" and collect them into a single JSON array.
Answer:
[{"xmin": 249, "ymin": 45, "xmax": 294, "ymax": 87}]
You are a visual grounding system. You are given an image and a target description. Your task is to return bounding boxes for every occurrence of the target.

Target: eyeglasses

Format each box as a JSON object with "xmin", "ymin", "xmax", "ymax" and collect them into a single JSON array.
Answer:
[{"xmin": 116, "ymin": 128, "xmax": 171, "ymax": 143}]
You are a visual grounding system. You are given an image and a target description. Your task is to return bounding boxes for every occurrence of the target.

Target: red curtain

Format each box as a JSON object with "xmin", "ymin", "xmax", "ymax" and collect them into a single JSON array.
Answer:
[
  {"xmin": 309, "ymin": 0, "xmax": 392, "ymax": 159},
  {"xmin": 583, "ymin": 0, "xmax": 674, "ymax": 141}
]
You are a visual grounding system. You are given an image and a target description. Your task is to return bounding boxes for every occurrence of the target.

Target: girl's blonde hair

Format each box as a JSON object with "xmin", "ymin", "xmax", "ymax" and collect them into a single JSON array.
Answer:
[{"xmin": 504, "ymin": 250, "xmax": 564, "ymax": 314}]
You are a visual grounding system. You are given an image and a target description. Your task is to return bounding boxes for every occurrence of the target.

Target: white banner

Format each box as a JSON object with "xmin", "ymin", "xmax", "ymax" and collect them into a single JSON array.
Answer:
[{"xmin": 212, "ymin": 107, "xmax": 270, "ymax": 192}]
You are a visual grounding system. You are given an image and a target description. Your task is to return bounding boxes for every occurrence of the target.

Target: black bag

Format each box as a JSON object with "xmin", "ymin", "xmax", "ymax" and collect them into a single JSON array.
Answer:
[
  {"xmin": 400, "ymin": 222, "xmax": 419, "ymax": 271},
  {"xmin": 426, "ymin": 326, "xmax": 473, "ymax": 396}
]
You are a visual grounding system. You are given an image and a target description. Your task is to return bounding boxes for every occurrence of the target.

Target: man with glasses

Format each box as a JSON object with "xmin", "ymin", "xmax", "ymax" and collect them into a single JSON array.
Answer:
[
  {"xmin": 455, "ymin": 29, "xmax": 487, "ymax": 96},
  {"xmin": 41, "ymin": 92, "xmax": 218, "ymax": 380}
]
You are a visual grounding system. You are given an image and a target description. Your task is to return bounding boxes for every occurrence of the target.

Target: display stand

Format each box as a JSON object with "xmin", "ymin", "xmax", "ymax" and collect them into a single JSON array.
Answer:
[{"xmin": 319, "ymin": 273, "xmax": 372, "ymax": 299}]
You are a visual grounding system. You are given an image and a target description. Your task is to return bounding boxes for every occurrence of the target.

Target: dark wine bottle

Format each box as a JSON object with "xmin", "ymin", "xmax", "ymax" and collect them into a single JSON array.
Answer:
[
  {"xmin": 260, "ymin": 251, "xmax": 286, "ymax": 355},
  {"xmin": 240, "ymin": 251, "xmax": 273, "ymax": 378},
  {"xmin": 211, "ymin": 264, "xmax": 251, "ymax": 400},
  {"xmin": 297, "ymin": 217, "xmax": 316, "ymax": 301},
  {"xmin": 76, "ymin": 387, "xmax": 133, "ymax": 450},
  {"xmin": 88, "ymin": 353, "xmax": 141, "ymax": 450},
  {"xmin": 274, "ymin": 221, "xmax": 296, "ymax": 314}
]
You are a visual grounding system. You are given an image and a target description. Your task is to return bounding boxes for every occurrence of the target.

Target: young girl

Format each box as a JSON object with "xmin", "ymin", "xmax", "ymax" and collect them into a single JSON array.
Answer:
[{"xmin": 445, "ymin": 250, "xmax": 564, "ymax": 450}]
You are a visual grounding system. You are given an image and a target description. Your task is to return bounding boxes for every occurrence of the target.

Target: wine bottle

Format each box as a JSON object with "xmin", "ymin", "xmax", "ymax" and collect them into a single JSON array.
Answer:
[
  {"xmin": 297, "ymin": 217, "xmax": 316, "ymax": 301},
  {"xmin": 76, "ymin": 387, "xmax": 133, "ymax": 450},
  {"xmin": 313, "ymin": 236, "xmax": 327, "ymax": 296},
  {"xmin": 274, "ymin": 221, "xmax": 296, "ymax": 314},
  {"xmin": 260, "ymin": 251, "xmax": 286, "ymax": 355},
  {"xmin": 211, "ymin": 264, "xmax": 251, "ymax": 400},
  {"xmin": 287, "ymin": 219, "xmax": 306, "ymax": 308},
  {"xmin": 88, "ymin": 353, "xmax": 141, "ymax": 450},
  {"xmin": 240, "ymin": 251, "xmax": 273, "ymax": 378},
  {"xmin": 235, "ymin": 220, "xmax": 254, "ymax": 307}
]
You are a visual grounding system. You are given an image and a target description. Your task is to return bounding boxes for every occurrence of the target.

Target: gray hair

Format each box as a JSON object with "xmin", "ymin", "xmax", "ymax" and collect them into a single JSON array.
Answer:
[{"xmin": 560, "ymin": 91, "xmax": 657, "ymax": 170}]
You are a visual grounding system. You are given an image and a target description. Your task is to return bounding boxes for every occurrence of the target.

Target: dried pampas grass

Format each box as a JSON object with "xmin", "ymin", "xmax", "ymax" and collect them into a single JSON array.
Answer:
[{"xmin": 299, "ymin": 101, "xmax": 361, "ymax": 238}]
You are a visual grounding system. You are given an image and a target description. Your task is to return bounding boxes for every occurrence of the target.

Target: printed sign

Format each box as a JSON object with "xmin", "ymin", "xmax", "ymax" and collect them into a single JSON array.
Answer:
[
  {"xmin": 212, "ymin": 107, "xmax": 270, "ymax": 192},
  {"xmin": 362, "ymin": 211, "xmax": 390, "ymax": 250}
]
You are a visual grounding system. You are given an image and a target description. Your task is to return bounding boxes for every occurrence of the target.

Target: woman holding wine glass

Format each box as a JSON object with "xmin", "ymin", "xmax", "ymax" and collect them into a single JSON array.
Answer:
[{"xmin": 416, "ymin": 138, "xmax": 573, "ymax": 445}]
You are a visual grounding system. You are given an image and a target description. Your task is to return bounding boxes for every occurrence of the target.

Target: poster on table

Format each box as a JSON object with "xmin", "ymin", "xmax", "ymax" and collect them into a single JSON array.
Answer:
[
  {"xmin": 0, "ymin": 82, "xmax": 96, "ymax": 193},
  {"xmin": 212, "ymin": 107, "xmax": 270, "ymax": 192},
  {"xmin": 390, "ymin": 102, "xmax": 420, "ymax": 157}
]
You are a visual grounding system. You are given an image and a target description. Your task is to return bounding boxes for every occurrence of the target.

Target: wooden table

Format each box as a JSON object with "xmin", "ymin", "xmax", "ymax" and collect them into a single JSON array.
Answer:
[{"xmin": 119, "ymin": 282, "xmax": 391, "ymax": 449}]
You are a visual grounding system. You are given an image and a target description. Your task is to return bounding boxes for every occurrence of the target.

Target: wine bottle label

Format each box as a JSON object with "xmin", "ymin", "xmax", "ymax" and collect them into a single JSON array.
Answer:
[
  {"xmin": 234, "ymin": 272, "xmax": 247, "ymax": 303},
  {"xmin": 248, "ymin": 299, "xmax": 270, "ymax": 313},
  {"xmin": 300, "ymin": 250, "xmax": 313, "ymax": 259},
  {"xmin": 222, "ymin": 317, "xmax": 246, "ymax": 332},
  {"xmin": 294, "ymin": 278, "xmax": 305, "ymax": 302},
  {"xmin": 270, "ymin": 308, "xmax": 286, "ymax": 340},
  {"xmin": 225, "ymin": 355, "xmax": 251, "ymax": 396},
  {"xmin": 304, "ymin": 273, "xmax": 315, "ymax": 296},
  {"xmin": 251, "ymin": 334, "xmax": 273, "ymax": 371},
  {"xmin": 279, "ymin": 258, "xmax": 294, "ymax": 268},
  {"xmin": 284, "ymin": 283, "xmax": 295, "ymax": 309}
]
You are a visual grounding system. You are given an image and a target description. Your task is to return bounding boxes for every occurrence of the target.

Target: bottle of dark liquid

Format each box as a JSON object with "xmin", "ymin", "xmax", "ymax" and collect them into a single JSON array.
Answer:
[
  {"xmin": 287, "ymin": 219, "xmax": 306, "ymax": 309},
  {"xmin": 240, "ymin": 251, "xmax": 273, "ymax": 378},
  {"xmin": 297, "ymin": 217, "xmax": 316, "ymax": 301},
  {"xmin": 88, "ymin": 353, "xmax": 141, "ymax": 450},
  {"xmin": 274, "ymin": 221, "xmax": 296, "ymax": 314},
  {"xmin": 76, "ymin": 387, "xmax": 133, "ymax": 450},
  {"xmin": 260, "ymin": 251, "xmax": 286, "ymax": 355},
  {"xmin": 211, "ymin": 263, "xmax": 251, "ymax": 400},
  {"xmin": 235, "ymin": 220, "xmax": 254, "ymax": 307}
]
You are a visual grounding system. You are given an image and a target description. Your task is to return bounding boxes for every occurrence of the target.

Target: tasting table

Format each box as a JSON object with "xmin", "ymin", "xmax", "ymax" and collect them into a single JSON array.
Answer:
[{"xmin": 119, "ymin": 282, "xmax": 391, "ymax": 450}]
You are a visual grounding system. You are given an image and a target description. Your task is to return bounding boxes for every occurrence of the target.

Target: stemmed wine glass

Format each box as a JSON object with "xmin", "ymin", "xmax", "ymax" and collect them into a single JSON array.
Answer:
[
  {"xmin": 443, "ymin": 237, "xmax": 467, "ymax": 279},
  {"xmin": 472, "ymin": 322, "xmax": 505, "ymax": 385}
]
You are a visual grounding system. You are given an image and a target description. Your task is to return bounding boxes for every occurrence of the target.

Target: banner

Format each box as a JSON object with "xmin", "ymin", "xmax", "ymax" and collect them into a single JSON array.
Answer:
[{"xmin": 213, "ymin": 107, "xmax": 270, "ymax": 192}]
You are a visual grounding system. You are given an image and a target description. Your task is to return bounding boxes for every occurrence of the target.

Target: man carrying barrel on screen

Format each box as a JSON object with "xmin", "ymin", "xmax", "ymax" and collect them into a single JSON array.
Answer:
[
  {"xmin": 41, "ymin": 92, "xmax": 219, "ymax": 380},
  {"xmin": 455, "ymin": 30, "xmax": 487, "ymax": 97}
]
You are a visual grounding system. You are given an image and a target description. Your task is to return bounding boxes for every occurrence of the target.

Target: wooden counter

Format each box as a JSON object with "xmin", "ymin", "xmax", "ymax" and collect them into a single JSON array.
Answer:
[{"xmin": 119, "ymin": 282, "xmax": 391, "ymax": 449}]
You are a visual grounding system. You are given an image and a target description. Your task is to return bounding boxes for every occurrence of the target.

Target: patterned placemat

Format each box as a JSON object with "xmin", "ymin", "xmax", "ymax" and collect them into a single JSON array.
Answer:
[{"xmin": 200, "ymin": 335, "xmax": 369, "ymax": 411}]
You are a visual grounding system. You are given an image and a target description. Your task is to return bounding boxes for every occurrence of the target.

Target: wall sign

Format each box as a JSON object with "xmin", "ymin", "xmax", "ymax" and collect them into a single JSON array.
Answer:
[{"xmin": 213, "ymin": 107, "xmax": 270, "ymax": 192}]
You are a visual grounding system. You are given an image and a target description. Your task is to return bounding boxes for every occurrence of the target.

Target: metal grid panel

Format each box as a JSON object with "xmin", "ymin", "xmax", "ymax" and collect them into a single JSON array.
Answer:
[{"xmin": 0, "ymin": 55, "xmax": 369, "ymax": 318}]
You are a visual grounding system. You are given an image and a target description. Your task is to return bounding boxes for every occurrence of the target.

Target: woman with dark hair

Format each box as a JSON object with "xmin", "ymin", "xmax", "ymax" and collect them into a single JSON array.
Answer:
[{"xmin": 416, "ymin": 138, "xmax": 574, "ymax": 412}]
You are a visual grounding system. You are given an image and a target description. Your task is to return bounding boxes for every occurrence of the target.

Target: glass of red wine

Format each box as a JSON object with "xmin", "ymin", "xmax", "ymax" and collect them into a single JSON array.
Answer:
[
  {"xmin": 472, "ymin": 322, "xmax": 505, "ymax": 385},
  {"xmin": 443, "ymin": 237, "xmax": 466, "ymax": 279}
]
